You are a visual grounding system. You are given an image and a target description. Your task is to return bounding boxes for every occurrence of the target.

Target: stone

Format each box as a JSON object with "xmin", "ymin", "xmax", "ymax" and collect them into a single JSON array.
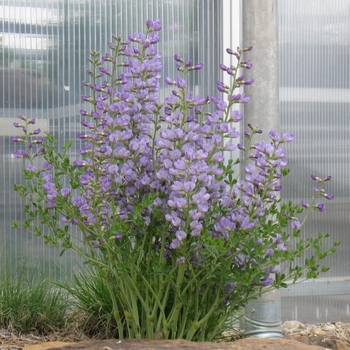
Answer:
[
  {"xmin": 322, "ymin": 324, "xmax": 336, "ymax": 331},
  {"xmin": 310, "ymin": 327, "xmax": 327, "ymax": 337},
  {"xmin": 24, "ymin": 338, "xmax": 328, "ymax": 350},
  {"xmin": 25, "ymin": 342, "xmax": 76, "ymax": 350},
  {"xmin": 282, "ymin": 320, "xmax": 305, "ymax": 329}
]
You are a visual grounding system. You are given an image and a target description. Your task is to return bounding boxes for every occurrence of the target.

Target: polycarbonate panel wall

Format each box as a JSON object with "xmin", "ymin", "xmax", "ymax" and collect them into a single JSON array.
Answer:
[
  {"xmin": 279, "ymin": 0, "xmax": 350, "ymax": 322},
  {"xmin": 0, "ymin": 0, "xmax": 223, "ymax": 278}
]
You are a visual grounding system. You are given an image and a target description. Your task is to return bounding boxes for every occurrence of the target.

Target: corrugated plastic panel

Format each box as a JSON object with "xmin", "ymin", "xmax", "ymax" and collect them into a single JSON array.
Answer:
[
  {"xmin": 0, "ymin": 0, "xmax": 222, "ymax": 278},
  {"xmin": 279, "ymin": 0, "xmax": 350, "ymax": 322}
]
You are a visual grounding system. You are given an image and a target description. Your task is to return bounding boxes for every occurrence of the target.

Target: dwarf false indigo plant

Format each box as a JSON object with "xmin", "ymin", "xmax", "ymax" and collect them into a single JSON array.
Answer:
[{"xmin": 11, "ymin": 19, "xmax": 339, "ymax": 341}]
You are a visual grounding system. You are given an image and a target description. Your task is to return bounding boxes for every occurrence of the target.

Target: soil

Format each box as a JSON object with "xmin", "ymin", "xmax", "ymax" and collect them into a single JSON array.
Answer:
[{"xmin": 1, "ymin": 321, "xmax": 350, "ymax": 350}]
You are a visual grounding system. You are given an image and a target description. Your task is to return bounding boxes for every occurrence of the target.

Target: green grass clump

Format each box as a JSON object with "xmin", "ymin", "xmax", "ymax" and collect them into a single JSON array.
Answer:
[
  {"xmin": 59, "ymin": 265, "xmax": 120, "ymax": 339},
  {"xmin": 0, "ymin": 263, "xmax": 71, "ymax": 334}
]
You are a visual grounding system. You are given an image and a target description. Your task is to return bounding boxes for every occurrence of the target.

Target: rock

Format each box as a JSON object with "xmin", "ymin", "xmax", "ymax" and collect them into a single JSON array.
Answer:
[
  {"xmin": 310, "ymin": 327, "xmax": 327, "ymax": 337},
  {"xmin": 322, "ymin": 324, "xmax": 336, "ymax": 331},
  {"xmin": 24, "ymin": 338, "xmax": 329, "ymax": 350},
  {"xmin": 283, "ymin": 320, "xmax": 305, "ymax": 329},
  {"xmin": 25, "ymin": 342, "xmax": 76, "ymax": 350}
]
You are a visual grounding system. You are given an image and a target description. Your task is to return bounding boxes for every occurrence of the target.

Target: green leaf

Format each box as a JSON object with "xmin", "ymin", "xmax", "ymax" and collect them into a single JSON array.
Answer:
[
  {"xmin": 281, "ymin": 168, "xmax": 290, "ymax": 177},
  {"xmin": 62, "ymin": 140, "xmax": 73, "ymax": 150},
  {"xmin": 11, "ymin": 220, "xmax": 19, "ymax": 228}
]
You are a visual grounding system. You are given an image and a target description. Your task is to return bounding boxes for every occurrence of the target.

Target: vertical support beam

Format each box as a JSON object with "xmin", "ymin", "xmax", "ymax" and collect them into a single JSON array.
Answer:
[
  {"xmin": 241, "ymin": 0, "xmax": 283, "ymax": 339},
  {"xmin": 242, "ymin": 0, "xmax": 279, "ymax": 138}
]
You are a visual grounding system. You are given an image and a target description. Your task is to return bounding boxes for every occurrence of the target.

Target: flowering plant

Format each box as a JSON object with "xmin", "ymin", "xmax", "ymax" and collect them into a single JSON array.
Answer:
[{"xmin": 11, "ymin": 19, "xmax": 339, "ymax": 341}]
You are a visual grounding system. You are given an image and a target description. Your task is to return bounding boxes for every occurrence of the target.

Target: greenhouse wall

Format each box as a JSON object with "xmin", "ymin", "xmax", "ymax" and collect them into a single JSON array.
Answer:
[
  {"xmin": 0, "ymin": 0, "xmax": 226, "ymax": 278},
  {"xmin": 279, "ymin": 0, "xmax": 350, "ymax": 323}
]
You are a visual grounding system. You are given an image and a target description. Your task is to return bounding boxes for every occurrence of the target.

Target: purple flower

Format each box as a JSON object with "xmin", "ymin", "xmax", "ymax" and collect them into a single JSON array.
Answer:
[
  {"xmin": 174, "ymin": 54, "xmax": 183, "ymax": 62},
  {"xmin": 176, "ymin": 256, "xmax": 186, "ymax": 264},
  {"xmin": 191, "ymin": 62, "xmax": 204, "ymax": 71},
  {"xmin": 315, "ymin": 203, "xmax": 326, "ymax": 212},
  {"xmin": 31, "ymin": 128, "xmax": 41, "ymax": 135},
  {"xmin": 176, "ymin": 230, "xmax": 187, "ymax": 241},
  {"xmin": 226, "ymin": 48, "xmax": 240, "ymax": 59},
  {"xmin": 273, "ymin": 234, "xmax": 282, "ymax": 244},
  {"xmin": 72, "ymin": 196, "xmax": 85, "ymax": 208},
  {"xmin": 277, "ymin": 242, "xmax": 287, "ymax": 252},
  {"xmin": 60, "ymin": 216, "xmax": 70, "ymax": 224},
  {"xmin": 165, "ymin": 211, "xmax": 182, "ymax": 227},
  {"xmin": 269, "ymin": 130, "xmax": 280, "ymax": 142},
  {"xmin": 282, "ymin": 132, "xmax": 295, "ymax": 142},
  {"xmin": 42, "ymin": 162, "xmax": 53, "ymax": 171},
  {"xmin": 114, "ymin": 232, "xmax": 123, "ymax": 239},
  {"xmin": 165, "ymin": 77, "xmax": 175, "ymax": 85},
  {"xmin": 260, "ymin": 277, "xmax": 274, "ymax": 287},
  {"xmin": 291, "ymin": 220, "xmax": 301, "ymax": 230},
  {"xmin": 91, "ymin": 240, "xmax": 99, "ymax": 249},
  {"xmin": 301, "ymin": 200, "xmax": 309, "ymax": 208},
  {"xmin": 265, "ymin": 248, "xmax": 274, "ymax": 257},
  {"xmin": 216, "ymin": 81, "xmax": 228, "ymax": 93},
  {"xmin": 25, "ymin": 164, "xmax": 36, "ymax": 171},
  {"xmin": 146, "ymin": 19, "xmax": 161, "ymax": 32},
  {"xmin": 170, "ymin": 239, "xmax": 181, "ymax": 249},
  {"xmin": 74, "ymin": 160, "xmax": 88, "ymax": 168},
  {"xmin": 60, "ymin": 187, "xmax": 70, "ymax": 197},
  {"xmin": 311, "ymin": 174, "xmax": 321, "ymax": 182},
  {"xmin": 231, "ymin": 93, "xmax": 250, "ymax": 104},
  {"xmin": 46, "ymin": 201, "xmax": 57, "ymax": 209},
  {"xmin": 230, "ymin": 110, "xmax": 243, "ymax": 122},
  {"xmin": 13, "ymin": 149, "xmax": 29, "ymax": 159},
  {"xmin": 11, "ymin": 136, "xmax": 23, "ymax": 143},
  {"xmin": 256, "ymin": 238, "xmax": 263, "ymax": 246},
  {"xmin": 241, "ymin": 78, "xmax": 254, "ymax": 85}
]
